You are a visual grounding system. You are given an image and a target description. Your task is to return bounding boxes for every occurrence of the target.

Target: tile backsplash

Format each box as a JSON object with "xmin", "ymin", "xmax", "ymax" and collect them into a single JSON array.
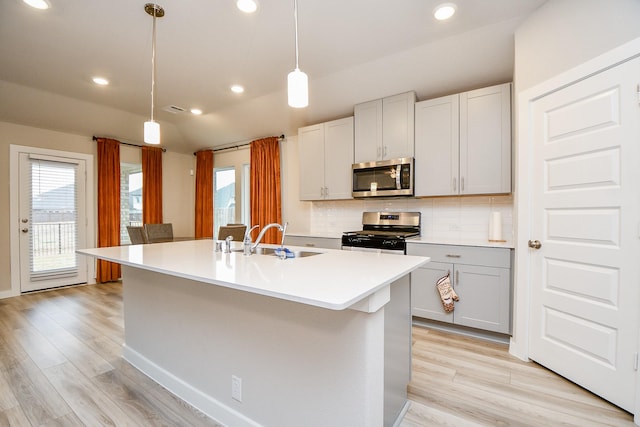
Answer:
[{"xmin": 310, "ymin": 195, "xmax": 513, "ymax": 242}]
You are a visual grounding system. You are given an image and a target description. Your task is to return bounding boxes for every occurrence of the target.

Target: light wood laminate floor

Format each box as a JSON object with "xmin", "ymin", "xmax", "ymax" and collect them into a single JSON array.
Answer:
[{"xmin": 0, "ymin": 282, "xmax": 635, "ymax": 426}]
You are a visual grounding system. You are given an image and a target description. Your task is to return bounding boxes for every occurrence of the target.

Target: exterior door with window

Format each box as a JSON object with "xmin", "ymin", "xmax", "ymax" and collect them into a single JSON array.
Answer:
[{"xmin": 18, "ymin": 153, "xmax": 88, "ymax": 292}]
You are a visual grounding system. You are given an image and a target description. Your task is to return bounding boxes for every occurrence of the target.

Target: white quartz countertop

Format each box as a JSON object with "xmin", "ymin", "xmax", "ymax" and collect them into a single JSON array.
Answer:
[
  {"xmin": 78, "ymin": 240, "xmax": 429, "ymax": 311},
  {"xmin": 287, "ymin": 232, "xmax": 514, "ymax": 249},
  {"xmin": 408, "ymin": 236, "xmax": 514, "ymax": 249}
]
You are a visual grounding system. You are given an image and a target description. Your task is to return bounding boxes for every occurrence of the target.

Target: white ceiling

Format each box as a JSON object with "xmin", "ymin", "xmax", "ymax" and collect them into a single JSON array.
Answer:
[{"xmin": 0, "ymin": 0, "xmax": 546, "ymax": 153}]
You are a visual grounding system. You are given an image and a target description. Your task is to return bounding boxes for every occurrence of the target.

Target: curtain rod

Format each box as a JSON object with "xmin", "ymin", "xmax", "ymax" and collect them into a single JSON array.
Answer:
[
  {"xmin": 92, "ymin": 136, "xmax": 167, "ymax": 152},
  {"xmin": 194, "ymin": 134, "xmax": 285, "ymax": 156}
]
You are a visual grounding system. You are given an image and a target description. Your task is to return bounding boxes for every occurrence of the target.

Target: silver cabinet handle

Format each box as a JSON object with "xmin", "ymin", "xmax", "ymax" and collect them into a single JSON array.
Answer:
[
  {"xmin": 325, "ymin": 187, "xmax": 328, "ymax": 197},
  {"xmin": 446, "ymin": 254, "xmax": 461, "ymax": 258},
  {"xmin": 461, "ymin": 177, "xmax": 465, "ymax": 192},
  {"xmin": 21, "ymin": 228, "xmax": 29, "ymax": 233},
  {"xmin": 528, "ymin": 240, "xmax": 542, "ymax": 249},
  {"xmin": 455, "ymin": 270, "xmax": 459, "ymax": 285},
  {"xmin": 453, "ymin": 177, "xmax": 457, "ymax": 192}
]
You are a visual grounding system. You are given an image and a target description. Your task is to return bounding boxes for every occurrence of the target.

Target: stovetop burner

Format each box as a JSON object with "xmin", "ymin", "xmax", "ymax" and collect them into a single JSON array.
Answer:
[{"xmin": 343, "ymin": 229, "xmax": 420, "ymax": 239}]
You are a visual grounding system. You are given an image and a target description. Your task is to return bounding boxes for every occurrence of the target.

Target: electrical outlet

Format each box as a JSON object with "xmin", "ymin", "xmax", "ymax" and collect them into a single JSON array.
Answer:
[{"xmin": 231, "ymin": 375, "xmax": 242, "ymax": 402}]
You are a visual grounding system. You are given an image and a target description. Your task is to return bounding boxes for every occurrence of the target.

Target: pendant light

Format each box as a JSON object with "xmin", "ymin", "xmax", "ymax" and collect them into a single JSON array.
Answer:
[
  {"xmin": 144, "ymin": 3, "xmax": 164, "ymax": 145},
  {"xmin": 287, "ymin": 0, "xmax": 308, "ymax": 108}
]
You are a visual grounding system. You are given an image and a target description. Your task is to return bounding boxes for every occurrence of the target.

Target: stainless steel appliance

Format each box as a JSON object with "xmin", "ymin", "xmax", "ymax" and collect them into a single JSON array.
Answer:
[
  {"xmin": 352, "ymin": 157, "xmax": 414, "ymax": 198},
  {"xmin": 342, "ymin": 211, "xmax": 421, "ymax": 254}
]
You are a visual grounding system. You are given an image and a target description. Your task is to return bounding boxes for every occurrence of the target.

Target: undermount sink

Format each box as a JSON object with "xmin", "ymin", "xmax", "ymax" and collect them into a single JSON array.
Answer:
[{"xmin": 254, "ymin": 247, "xmax": 322, "ymax": 258}]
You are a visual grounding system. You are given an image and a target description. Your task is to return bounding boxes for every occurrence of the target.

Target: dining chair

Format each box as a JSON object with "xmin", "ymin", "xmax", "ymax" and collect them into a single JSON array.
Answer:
[
  {"xmin": 126, "ymin": 226, "xmax": 148, "ymax": 244},
  {"xmin": 145, "ymin": 223, "xmax": 174, "ymax": 243},
  {"xmin": 218, "ymin": 224, "xmax": 247, "ymax": 242}
]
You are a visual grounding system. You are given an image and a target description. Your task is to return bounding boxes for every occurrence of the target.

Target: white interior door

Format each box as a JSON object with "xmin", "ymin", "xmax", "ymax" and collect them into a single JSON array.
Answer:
[
  {"xmin": 528, "ymin": 56, "xmax": 640, "ymax": 412},
  {"xmin": 18, "ymin": 152, "xmax": 88, "ymax": 292}
]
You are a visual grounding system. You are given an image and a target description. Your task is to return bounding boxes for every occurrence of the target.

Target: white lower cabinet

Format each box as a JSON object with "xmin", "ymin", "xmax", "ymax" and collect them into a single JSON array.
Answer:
[{"xmin": 408, "ymin": 243, "xmax": 512, "ymax": 334}]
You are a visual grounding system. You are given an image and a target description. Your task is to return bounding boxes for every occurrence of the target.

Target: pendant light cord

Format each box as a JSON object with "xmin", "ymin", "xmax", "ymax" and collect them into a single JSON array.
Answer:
[
  {"xmin": 150, "ymin": 8, "xmax": 157, "ymax": 122},
  {"xmin": 293, "ymin": 0, "xmax": 300, "ymax": 70}
]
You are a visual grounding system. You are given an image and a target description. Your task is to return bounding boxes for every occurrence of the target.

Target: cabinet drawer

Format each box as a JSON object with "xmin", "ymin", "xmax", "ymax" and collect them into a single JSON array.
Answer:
[
  {"xmin": 285, "ymin": 236, "xmax": 341, "ymax": 250},
  {"xmin": 407, "ymin": 243, "xmax": 510, "ymax": 268}
]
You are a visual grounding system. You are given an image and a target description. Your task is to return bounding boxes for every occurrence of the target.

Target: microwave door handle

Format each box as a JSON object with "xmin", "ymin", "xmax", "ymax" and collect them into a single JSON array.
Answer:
[{"xmin": 396, "ymin": 165, "xmax": 401, "ymax": 189}]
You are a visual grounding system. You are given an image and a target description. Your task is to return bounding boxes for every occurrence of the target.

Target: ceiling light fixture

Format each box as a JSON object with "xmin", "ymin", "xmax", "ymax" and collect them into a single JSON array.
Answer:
[
  {"xmin": 236, "ymin": 0, "xmax": 258, "ymax": 13},
  {"xmin": 92, "ymin": 77, "xmax": 109, "ymax": 86},
  {"xmin": 433, "ymin": 3, "xmax": 457, "ymax": 21},
  {"xmin": 287, "ymin": 0, "xmax": 308, "ymax": 108},
  {"xmin": 190, "ymin": 108, "xmax": 203, "ymax": 115},
  {"xmin": 23, "ymin": 0, "xmax": 50, "ymax": 10},
  {"xmin": 231, "ymin": 84, "xmax": 245, "ymax": 94},
  {"xmin": 143, "ymin": 3, "xmax": 164, "ymax": 145}
]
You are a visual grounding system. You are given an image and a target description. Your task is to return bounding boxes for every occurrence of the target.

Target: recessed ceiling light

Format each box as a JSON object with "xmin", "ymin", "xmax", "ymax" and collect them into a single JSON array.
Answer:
[
  {"xmin": 230, "ymin": 85, "xmax": 245, "ymax": 94},
  {"xmin": 23, "ymin": 0, "xmax": 50, "ymax": 9},
  {"xmin": 236, "ymin": 0, "xmax": 258, "ymax": 13},
  {"xmin": 92, "ymin": 77, "xmax": 109, "ymax": 86},
  {"xmin": 434, "ymin": 3, "xmax": 456, "ymax": 21},
  {"xmin": 190, "ymin": 108, "xmax": 203, "ymax": 115}
]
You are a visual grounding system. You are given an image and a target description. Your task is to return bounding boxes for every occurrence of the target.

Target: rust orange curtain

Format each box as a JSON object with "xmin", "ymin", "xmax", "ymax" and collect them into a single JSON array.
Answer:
[
  {"xmin": 96, "ymin": 138, "xmax": 121, "ymax": 283},
  {"xmin": 142, "ymin": 146, "xmax": 163, "ymax": 224},
  {"xmin": 250, "ymin": 137, "xmax": 281, "ymax": 244},
  {"xmin": 195, "ymin": 150, "xmax": 214, "ymax": 238}
]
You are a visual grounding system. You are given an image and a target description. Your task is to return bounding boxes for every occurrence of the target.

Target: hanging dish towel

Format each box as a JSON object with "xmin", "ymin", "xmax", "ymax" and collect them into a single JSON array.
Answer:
[{"xmin": 436, "ymin": 272, "xmax": 459, "ymax": 313}]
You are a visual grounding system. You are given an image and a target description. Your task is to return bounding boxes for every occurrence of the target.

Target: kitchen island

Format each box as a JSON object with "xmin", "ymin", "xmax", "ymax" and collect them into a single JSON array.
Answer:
[{"xmin": 78, "ymin": 240, "xmax": 429, "ymax": 427}]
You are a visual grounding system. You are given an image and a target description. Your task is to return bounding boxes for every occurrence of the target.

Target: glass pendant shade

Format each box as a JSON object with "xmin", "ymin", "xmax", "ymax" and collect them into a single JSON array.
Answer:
[
  {"xmin": 288, "ymin": 68, "xmax": 308, "ymax": 108},
  {"xmin": 144, "ymin": 120, "xmax": 160, "ymax": 145}
]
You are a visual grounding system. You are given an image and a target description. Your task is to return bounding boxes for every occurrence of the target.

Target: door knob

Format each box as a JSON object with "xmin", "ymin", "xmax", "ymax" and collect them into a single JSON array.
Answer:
[
  {"xmin": 21, "ymin": 228, "xmax": 29, "ymax": 233},
  {"xmin": 528, "ymin": 240, "xmax": 542, "ymax": 249}
]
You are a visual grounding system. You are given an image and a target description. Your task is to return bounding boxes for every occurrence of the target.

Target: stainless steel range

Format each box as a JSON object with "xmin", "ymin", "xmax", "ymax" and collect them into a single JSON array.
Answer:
[{"xmin": 341, "ymin": 212, "xmax": 421, "ymax": 254}]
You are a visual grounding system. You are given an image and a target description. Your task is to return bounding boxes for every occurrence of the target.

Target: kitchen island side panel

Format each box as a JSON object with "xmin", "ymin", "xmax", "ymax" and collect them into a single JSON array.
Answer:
[{"xmin": 121, "ymin": 265, "xmax": 387, "ymax": 427}]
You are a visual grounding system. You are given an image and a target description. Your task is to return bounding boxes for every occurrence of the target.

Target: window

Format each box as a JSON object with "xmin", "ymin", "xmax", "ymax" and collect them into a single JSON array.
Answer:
[
  {"xmin": 121, "ymin": 163, "xmax": 142, "ymax": 244},
  {"xmin": 214, "ymin": 167, "xmax": 235, "ymax": 239}
]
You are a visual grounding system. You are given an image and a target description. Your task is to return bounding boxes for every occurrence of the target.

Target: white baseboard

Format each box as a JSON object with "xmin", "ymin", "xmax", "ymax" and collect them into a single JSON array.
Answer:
[
  {"xmin": 122, "ymin": 345, "xmax": 262, "ymax": 427},
  {"xmin": 0, "ymin": 289, "xmax": 19, "ymax": 300}
]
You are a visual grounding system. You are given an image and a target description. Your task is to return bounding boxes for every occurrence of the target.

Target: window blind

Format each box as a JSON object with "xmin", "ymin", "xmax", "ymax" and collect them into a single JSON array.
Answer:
[{"xmin": 28, "ymin": 157, "xmax": 79, "ymax": 281}]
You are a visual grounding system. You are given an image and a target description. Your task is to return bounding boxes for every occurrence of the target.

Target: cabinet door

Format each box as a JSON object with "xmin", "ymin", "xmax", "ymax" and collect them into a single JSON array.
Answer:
[
  {"xmin": 324, "ymin": 117, "xmax": 354, "ymax": 200},
  {"xmin": 459, "ymin": 83, "xmax": 511, "ymax": 195},
  {"xmin": 414, "ymin": 94, "xmax": 459, "ymax": 196},
  {"xmin": 298, "ymin": 124, "xmax": 325, "ymax": 200},
  {"xmin": 382, "ymin": 92, "xmax": 416, "ymax": 160},
  {"xmin": 411, "ymin": 261, "xmax": 454, "ymax": 323},
  {"xmin": 354, "ymin": 99, "xmax": 383, "ymax": 163},
  {"xmin": 453, "ymin": 264, "xmax": 511, "ymax": 334}
]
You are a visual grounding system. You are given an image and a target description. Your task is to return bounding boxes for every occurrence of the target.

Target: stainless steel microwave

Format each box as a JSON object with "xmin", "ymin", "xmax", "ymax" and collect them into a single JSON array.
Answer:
[{"xmin": 352, "ymin": 158, "xmax": 414, "ymax": 198}]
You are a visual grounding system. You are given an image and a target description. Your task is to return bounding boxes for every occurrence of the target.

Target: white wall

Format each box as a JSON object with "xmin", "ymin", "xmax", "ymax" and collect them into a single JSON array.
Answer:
[
  {"xmin": 0, "ymin": 121, "xmax": 195, "ymax": 293},
  {"xmin": 514, "ymin": 0, "xmax": 640, "ymax": 92},
  {"xmin": 510, "ymin": 0, "xmax": 640, "ymax": 360},
  {"xmin": 281, "ymin": 136, "xmax": 311, "ymax": 234}
]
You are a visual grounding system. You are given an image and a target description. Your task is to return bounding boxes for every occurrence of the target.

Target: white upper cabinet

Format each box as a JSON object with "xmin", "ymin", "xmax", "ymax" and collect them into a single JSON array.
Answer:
[
  {"xmin": 354, "ymin": 91, "xmax": 416, "ymax": 163},
  {"xmin": 354, "ymin": 99, "xmax": 382, "ymax": 163},
  {"xmin": 460, "ymin": 84, "xmax": 512, "ymax": 195},
  {"xmin": 415, "ymin": 83, "xmax": 512, "ymax": 197},
  {"xmin": 298, "ymin": 116, "xmax": 354, "ymax": 201},
  {"xmin": 415, "ymin": 94, "xmax": 460, "ymax": 197}
]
